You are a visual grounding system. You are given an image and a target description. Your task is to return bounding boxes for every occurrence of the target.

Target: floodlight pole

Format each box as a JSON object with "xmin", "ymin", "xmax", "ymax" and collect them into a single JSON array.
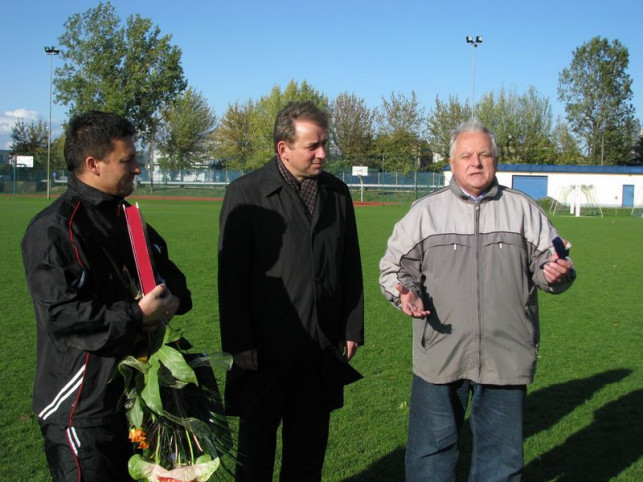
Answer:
[
  {"xmin": 45, "ymin": 46, "xmax": 60, "ymax": 199},
  {"xmin": 466, "ymin": 35, "xmax": 483, "ymax": 119}
]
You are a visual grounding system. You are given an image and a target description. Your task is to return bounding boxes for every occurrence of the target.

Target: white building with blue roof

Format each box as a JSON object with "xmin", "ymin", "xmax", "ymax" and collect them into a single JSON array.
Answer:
[{"xmin": 444, "ymin": 164, "xmax": 643, "ymax": 209}]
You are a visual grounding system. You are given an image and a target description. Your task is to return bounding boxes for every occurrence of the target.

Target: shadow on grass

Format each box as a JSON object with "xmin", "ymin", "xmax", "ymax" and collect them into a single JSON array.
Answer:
[
  {"xmin": 523, "ymin": 368, "xmax": 632, "ymax": 440},
  {"xmin": 345, "ymin": 369, "xmax": 635, "ymax": 481},
  {"xmin": 524, "ymin": 387, "xmax": 642, "ymax": 481},
  {"xmin": 342, "ymin": 447, "xmax": 405, "ymax": 482}
]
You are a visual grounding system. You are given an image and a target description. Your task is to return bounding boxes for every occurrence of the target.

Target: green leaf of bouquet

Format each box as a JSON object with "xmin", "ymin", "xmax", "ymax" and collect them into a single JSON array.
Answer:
[
  {"xmin": 195, "ymin": 454, "xmax": 212, "ymax": 464},
  {"xmin": 128, "ymin": 454, "xmax": 152, "ymax": 481},
  {"xmin": 113, "ymin": 355, "xmax": 149, "ymax": 389},
  {"xmin": 127, "ymin": 396, "xmax": 145, "ymax": 428},
  {"xmin": 163, "ymin": 325, "xmax": 183, "ymax": 344},
  {"xmin": 192, "ymin": 457, "xmax": 220, "ymax": 481},
  {"xmin": 141, "ymin": 358, "xmax": 163, "ymax": 416},
  {"xmin": 119, "ymin": 356, "xmax": 150, "ymax": 374},
  {"xmin": 158, "ymin": 375, "xmax": 189, "ymax": 390},
  {"xmin": 152, "ymin": 345, "xmax": 198, "ymax": 386}
]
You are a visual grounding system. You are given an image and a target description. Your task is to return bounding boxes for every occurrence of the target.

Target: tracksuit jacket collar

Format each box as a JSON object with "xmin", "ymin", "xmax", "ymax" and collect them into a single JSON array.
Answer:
[{"xmin": 67, "ymin": 174, "xmax": 127, "ymax": 214}]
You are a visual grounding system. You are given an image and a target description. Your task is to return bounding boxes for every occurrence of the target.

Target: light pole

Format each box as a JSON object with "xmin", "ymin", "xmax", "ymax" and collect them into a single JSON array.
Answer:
[
  {"xmin": 466, "ymin": 35, "xmax": 483, "ymax": 119},
  {"xmin": 45, "ymin": 46, "xmax": 60, "ymax": 199}
]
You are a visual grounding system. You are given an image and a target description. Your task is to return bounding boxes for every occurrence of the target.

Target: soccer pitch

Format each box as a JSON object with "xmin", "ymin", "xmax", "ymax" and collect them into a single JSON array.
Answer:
[{"xmin": 1, "ymin": 195, "xmax": 641, "ymax": 481}]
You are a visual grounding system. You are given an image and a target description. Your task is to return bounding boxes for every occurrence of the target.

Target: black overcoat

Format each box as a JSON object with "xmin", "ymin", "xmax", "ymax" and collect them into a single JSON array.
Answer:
[{"xmin": 218, "ymin": 157, "xmax": 364, "ymax": 412}]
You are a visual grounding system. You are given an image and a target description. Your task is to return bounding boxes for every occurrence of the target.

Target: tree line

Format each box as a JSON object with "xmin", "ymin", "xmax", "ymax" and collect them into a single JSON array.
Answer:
[{"xmin": 8, "ymin": 2, "xmax": 643, "ymax": 176}]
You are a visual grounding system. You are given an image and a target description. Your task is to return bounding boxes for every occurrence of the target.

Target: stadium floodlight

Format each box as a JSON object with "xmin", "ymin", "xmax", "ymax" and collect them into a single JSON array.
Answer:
[
  {"xmin": 45, "ymin": 46, "xmax": 60, "ymax": 200},
  {"xmin": 465, "ymin": 35, "xmax": 483, "ymax": 119}
]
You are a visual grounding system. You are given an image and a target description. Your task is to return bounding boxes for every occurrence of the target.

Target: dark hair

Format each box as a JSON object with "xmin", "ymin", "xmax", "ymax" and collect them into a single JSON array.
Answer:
[
  {"xmin": 64, "ymin": 110, "xmax": 136, "ymax": 172},
  {"xmin": 273, "ymin": 101, "xmax": 328, "ymax": 153}
]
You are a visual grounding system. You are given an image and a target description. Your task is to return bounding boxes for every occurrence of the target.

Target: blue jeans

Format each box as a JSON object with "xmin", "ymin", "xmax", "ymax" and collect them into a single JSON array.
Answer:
[{"xmin": 406, "ymin": 376, "xmax": 525, "ymax": 482}]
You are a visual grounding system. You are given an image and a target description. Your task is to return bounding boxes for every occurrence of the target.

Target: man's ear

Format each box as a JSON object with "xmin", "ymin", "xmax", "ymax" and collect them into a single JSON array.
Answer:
[
  {"xmin": 277, "ymin": 141, "xmax": 288, "ymax": 160},
  {"xmin": 85, "ymin": 156, "xmax": 101, "ymax": 176}
]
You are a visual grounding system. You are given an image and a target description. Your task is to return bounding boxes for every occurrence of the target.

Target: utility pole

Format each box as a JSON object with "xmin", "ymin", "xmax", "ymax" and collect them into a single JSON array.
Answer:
[
  {"xmin": 45, "ymin": 46, "xmax": 60, "ymax": 199},
  {"xmin": 466, "ymin": 36, "xmax": 483, "ymax": 119}
]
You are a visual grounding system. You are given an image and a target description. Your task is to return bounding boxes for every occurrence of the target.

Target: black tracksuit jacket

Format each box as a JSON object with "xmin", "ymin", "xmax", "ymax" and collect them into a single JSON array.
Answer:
[{"xmin": 22, "ymin": 175, "xmax": 192, "ymax": 427}]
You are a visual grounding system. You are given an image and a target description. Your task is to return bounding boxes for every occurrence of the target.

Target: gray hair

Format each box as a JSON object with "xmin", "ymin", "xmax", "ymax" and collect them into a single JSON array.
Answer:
[{"xmin": 449, "ymin": 119, "xmax": 498, "ymax": 160}]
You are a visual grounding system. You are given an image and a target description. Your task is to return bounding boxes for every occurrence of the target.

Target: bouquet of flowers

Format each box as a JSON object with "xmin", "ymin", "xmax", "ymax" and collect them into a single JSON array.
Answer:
[
  {"xmin": 121, "ymin": 203, "xmax": 234, "ymax": 481},
  {"xmin": 118, "ymin": 327, "xmax": 234, "ymax": 482}
]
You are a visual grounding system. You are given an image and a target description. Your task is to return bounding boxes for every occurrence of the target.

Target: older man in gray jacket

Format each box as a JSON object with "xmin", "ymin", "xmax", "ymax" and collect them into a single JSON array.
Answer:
[{"xmin": 379, "ymin": 120, "xmax": 575, "ymax": 482}]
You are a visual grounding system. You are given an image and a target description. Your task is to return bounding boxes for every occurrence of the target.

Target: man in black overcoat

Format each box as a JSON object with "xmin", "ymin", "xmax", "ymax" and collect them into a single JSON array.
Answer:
[{"xmin": 218, "ymin": 101, "xmax": 364, "ymax": 481}]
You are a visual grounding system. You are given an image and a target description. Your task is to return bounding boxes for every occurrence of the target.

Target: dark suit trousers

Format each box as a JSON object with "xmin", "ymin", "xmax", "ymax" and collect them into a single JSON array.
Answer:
[{"xmin": 234, "ymin": 364, "xmax": 331, "ymax": 482}]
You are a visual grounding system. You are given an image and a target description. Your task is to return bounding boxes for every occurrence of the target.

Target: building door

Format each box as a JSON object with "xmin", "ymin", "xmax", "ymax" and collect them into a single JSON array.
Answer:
[
  {"xmin": 512, "ymin": 175, "xmax": 548, "ymax": 200},
  {"xmin": 622, "ymin": 185, "xmax": 634, "ymax": 207}
]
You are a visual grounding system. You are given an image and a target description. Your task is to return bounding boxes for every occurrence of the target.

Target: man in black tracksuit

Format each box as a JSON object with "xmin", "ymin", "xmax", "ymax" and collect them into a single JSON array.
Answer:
[{"xmin": 22, "ymin": 111, "xmax": 192, "ymax": 481}]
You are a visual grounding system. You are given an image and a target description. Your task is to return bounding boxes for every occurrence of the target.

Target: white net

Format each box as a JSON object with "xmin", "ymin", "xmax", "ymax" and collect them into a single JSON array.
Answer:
[{"xmin": 549, "ymin": 184, "xmax": 603, "ymax": 217}]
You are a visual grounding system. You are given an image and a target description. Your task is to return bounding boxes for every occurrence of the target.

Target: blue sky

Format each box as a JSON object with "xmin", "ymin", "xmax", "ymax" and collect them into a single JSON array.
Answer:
[{"xmin": 1, "ymin": 0, "xmax": 642, "ymax": 149}]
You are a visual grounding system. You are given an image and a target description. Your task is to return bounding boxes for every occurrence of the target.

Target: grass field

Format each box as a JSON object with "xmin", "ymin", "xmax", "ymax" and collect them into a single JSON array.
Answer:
[{"xmin": 0, "ymin": 194, "xmax": 641, "ymax": 481}]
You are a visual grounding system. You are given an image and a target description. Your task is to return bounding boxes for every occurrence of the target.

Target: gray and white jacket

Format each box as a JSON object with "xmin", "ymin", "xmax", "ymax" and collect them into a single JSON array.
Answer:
[{"xmin": 379, "ymin": 177, "xmax": 574, "ymax": 386}]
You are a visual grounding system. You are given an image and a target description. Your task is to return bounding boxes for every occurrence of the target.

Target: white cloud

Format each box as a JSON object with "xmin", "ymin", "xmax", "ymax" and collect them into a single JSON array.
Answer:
[
  {"xmin": 0, "ymin": 109, "xmax": 43, "ymax": 150},
  {"xmin": 0, "ymin": 118, "xmax": 14, "ymax": 135},
  {"xmin": 6, "ymin": 109, "xmax": 39, "ymax": 121},
  {"xmin": 0, "ymin": 109, "xmax": 41, "ymax": 135}
]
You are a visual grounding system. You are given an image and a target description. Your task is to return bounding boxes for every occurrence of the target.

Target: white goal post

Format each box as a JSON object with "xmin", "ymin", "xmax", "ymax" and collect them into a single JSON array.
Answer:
[
  {"xmin": 549, "ymin": 184, "xmax": 603, "ymax": 217},
  {"xmin": 631, "ymin": 187, "xmax": 643, "ymax": 217}
]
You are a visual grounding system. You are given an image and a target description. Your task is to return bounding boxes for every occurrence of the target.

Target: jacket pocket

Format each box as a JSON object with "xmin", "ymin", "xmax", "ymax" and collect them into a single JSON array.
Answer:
[{"xmin": 416, "ymin": 315, "xmax": 452, "ymax": 351}]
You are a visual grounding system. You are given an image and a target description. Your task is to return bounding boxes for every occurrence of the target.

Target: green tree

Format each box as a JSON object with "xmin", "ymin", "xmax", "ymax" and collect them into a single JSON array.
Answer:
[
  {"xmin": 551, "ymin": 119, "xmax": 583, "ymax": 164},
  {"xmin": 631, "ymin": 134, "xmax": 643, "ymax": 166},
  {"xmin": 9, "ymin": 120, "xmax": 48, "ymax": 167},
  {"xmin": 213, "ymin": 100, "xmax": 255, "ymax": 170},
  {"xmin": 329, "ymin": 92, "xmax": 375, "ymax": 166},
  {"xmin": 375, "ymin": 91, "xmax": 425, "ymax": 173},
  {"xmin": 558, "ymin": 36, "xmax": 638, "ymax": 165},
  {"xmin": 477, "ymin": 86, "xmax": 553, "ymax": 163},
  {"xmin": 51, "ymin": 134, "xmax": 67, "ymax": 171},
  {"xmin": 55, "ymin": 1, "xmax": 186, "ymax": 144},
  {"xmin": 157, "ymin": 87, "xmax": 217, "ymax": 170},
  {"xmin": 425, "ymin": 95, "xmax": 470, "ymax": 163}
]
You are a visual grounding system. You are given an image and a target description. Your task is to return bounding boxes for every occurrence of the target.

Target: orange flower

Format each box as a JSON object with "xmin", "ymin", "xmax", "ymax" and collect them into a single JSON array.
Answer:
[
  {"xmin": 129, "ymin": 427, "xmax": 147, "ymax": 443},
  {"xmin": 137, "ymin": 440, "xmax": 149, "ymax": 449}
]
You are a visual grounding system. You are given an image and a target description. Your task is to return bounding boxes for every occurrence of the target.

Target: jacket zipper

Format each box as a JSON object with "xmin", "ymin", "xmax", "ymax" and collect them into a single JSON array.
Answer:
[{"xmin": 475, "ymin": 201, "xmax": 482, "ymax": 380}]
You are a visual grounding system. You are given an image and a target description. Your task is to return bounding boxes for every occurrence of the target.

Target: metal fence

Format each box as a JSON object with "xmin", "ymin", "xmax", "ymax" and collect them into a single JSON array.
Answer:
[{"xmin": 1, "ymin": 166, "xmax": 445, "ymax": 202}]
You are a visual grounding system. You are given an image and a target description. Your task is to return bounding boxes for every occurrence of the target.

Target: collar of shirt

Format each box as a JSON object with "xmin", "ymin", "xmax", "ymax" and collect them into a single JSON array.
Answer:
[
  {"xmin": 276, "ymin": 157, "xmax": 318, "ymax": 215},
  {"xmin": 459, "ymin": 187, "xmax": 488, "ymax": 203}
]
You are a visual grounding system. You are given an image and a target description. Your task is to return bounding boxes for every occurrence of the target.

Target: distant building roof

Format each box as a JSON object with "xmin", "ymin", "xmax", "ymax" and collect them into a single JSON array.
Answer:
[{"xmin": 443, "ymin": 163, "xmax": 643, "ymax": 174}]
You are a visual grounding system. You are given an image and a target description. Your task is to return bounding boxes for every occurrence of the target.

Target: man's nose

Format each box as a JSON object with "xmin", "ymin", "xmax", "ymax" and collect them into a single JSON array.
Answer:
[{"xmin": 316, "ymin": 146, "xmax": 326, "ymax": 159}]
